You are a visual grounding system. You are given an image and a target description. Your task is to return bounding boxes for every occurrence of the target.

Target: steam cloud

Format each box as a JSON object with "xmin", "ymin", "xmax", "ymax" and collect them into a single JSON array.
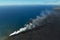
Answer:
[{"xmin": 9, "ymin": 10, "xmax": 51, "ymax": 36}]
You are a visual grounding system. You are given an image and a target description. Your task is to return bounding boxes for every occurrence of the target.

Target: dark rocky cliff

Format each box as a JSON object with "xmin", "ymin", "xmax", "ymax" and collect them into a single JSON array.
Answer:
[{"xmin": 6, "ymin": 8, "xmax": 60, "ymax": 40}]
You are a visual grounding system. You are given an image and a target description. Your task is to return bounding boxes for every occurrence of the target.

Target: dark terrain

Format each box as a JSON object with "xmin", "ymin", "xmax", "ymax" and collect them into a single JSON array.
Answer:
[{"xmin": 6, "ymin": 7, "xmax": 60, "ymax": 40}]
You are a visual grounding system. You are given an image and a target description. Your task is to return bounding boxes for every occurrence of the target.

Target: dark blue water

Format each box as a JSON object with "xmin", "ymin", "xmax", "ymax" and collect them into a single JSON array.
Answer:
[{"xmin": 0, "ymin": 5, "xmax": 53, "ymax": 40}]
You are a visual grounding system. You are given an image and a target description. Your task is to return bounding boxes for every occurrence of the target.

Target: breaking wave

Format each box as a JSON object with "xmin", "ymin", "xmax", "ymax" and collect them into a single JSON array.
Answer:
[{"xmin": 9, "ymin": 9, "xmax": 52, "ymax": 36}]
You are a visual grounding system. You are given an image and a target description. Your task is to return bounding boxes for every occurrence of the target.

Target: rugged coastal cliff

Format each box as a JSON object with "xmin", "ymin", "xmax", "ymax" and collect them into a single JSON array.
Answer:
[{"xmin": 6, "ymin": 7, "xmax": 60, "ymax": 40}]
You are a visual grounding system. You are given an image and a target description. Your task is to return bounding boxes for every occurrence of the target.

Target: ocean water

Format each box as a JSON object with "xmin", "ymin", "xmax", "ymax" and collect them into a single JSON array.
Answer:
[{"xmin": 0, "ymin": 5, "xmax": 53, "ymax": 40}]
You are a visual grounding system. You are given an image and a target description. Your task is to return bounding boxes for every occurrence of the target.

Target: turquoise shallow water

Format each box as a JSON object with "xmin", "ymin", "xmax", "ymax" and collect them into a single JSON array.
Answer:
[{"xmin": 0, "ymin": 5, "xmax": 52, "ymax": 40}]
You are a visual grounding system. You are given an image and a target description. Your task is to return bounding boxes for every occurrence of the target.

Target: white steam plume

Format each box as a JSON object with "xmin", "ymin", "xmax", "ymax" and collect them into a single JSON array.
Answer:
[{"xmin": 9, "ymin": 10, "xmax": 51, "ymax": 36}]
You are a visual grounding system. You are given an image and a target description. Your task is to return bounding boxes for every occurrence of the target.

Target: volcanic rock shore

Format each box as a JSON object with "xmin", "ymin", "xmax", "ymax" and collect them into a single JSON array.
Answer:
[{"xmin": 6, "ymin": 7, "xmax": 60, "ymax": 40}]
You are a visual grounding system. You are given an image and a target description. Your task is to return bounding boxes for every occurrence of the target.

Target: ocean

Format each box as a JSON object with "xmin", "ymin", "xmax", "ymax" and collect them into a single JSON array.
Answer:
[{"xmin": 0, "ymin": 5, "xmax": 53, "ymax": 40}]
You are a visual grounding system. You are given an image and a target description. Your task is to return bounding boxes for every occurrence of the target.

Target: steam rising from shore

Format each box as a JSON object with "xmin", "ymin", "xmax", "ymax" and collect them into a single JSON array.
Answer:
[{"xmin": 9, "ymin": 10, "xmax": 51, "ymax": 36}]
